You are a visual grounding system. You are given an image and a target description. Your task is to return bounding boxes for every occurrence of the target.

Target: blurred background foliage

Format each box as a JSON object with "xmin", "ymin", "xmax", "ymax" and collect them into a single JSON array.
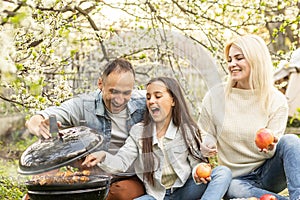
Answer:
[{"xmin": 0, "ymin": 0, "xmax": 299, "ymax": 119}]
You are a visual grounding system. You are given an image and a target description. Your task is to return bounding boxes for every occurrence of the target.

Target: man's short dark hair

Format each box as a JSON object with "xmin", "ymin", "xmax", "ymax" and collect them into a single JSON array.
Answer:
[{"xmin": 102, "ymin": 58, "xmax": 135, "ymax": 81}]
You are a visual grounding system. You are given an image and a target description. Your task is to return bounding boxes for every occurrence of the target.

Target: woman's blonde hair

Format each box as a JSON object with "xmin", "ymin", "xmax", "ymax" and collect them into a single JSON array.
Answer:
[{"xmin": 224, "ymin": 34, "xmax": 274, "ymax": 113}]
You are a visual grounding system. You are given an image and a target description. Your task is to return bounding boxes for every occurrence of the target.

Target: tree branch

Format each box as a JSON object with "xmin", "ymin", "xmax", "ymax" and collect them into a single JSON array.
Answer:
[{"xmin": 74, "ymin": 5, "xmax": 109, "ymax": 61}]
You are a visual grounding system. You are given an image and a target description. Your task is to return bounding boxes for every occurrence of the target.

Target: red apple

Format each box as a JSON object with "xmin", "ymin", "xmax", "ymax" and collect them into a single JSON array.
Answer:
[
  {"xmin": 196, "ymin": 162, "xmax": 212, "ymax": 178},
  {"xmin": 255, "ymin": 128, "xmax": 274, "ymax": 150},
  {"xmin": 260, "ymin": 194, "xmax": 277, "ymax": 200}
]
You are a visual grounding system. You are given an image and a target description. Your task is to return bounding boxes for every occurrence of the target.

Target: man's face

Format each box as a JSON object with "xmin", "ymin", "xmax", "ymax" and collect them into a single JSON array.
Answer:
[{"xmin": 101, "ymin": 71, "xmax": 135, "ymax": 113}]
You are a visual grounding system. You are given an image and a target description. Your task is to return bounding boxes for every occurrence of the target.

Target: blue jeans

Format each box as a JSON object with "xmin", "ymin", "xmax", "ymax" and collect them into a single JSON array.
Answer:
[
  {"xmin": 134, "ymin": 165, "xmax": 231, "ymax": 200},
  {"xmin": 224, "ymin": 134, "xmax": 300, "ymax": 200}
]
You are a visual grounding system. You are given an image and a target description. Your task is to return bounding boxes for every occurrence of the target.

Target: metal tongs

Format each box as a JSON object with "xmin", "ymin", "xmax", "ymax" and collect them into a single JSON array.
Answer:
[{"xmin": 49, "ymin": 114, "xmax": 63, "ymax": 141}]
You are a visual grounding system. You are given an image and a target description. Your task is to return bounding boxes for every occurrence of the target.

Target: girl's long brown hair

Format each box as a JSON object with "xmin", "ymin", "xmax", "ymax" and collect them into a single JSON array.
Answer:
[{"xmin": 142, "ymin": 77, "xmax": 206, "ymax": 186}]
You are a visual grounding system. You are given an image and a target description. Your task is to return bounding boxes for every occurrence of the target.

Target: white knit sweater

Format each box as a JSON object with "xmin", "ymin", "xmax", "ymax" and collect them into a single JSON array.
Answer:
[{"xmin": 198, "ymin": 84, "xmax": 288, "ymax": 178}]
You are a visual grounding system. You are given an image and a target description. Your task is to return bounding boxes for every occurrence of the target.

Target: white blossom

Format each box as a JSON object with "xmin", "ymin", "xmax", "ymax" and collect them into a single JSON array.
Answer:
[
  {"xmin": 42, "ymin": 0, "xmax": 57, "ymax": 8},
  {"xmin": 0, "ymin": 29, "xmax": 17, "ymax": 73},
  {"xmin": 25, "ymin": 0, "xmax": 37, "ymax": 8}
]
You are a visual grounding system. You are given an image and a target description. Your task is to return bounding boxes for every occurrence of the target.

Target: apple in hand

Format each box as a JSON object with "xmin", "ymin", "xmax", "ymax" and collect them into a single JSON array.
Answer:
[
  {"xmin": 255, "ymin": 128, "xmax": 274, "ymax": 150},
  {"xmin": 196, "ymin": 162, "xmax": 212, "ymax": 178},
  {"xmin": 260, "ymin": 194, "xmax": 277, "ymax": 200}
]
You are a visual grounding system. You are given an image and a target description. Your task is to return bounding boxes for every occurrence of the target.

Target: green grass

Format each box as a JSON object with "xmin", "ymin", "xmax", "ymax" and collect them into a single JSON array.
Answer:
[
  {"xmin": 0, "ymin": 160, "xmax": 27, "ymax": 200},
  {"xmin": 0, "ymin": 135, "xmax": 38, "ymax": 200}
]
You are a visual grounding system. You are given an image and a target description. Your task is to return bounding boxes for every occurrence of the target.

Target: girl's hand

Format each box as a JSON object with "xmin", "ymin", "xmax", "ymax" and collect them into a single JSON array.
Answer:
[
  {"xmin": 82, "ymin": 151, "xmax": 106, "ymax": 167},
  {"xmin": 193, "ymin": 162, "xmax": 212, "ymax": 184},
  {"xmin": 194, "ymin": 173, "xmax": 211, "ymax": 184}
]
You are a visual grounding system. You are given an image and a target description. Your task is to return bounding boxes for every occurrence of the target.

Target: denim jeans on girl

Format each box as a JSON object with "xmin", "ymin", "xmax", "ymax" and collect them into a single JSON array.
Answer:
[
  {"xmin": 134, "ymin": 165, "xmax": 231, "ymax": 200},
  {"xmin": 224, "ymin": 134, "xmax": 300, "ymax": 200}
]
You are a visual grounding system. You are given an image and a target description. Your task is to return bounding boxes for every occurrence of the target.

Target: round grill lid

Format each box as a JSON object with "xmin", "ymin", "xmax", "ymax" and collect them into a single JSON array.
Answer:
[{"xmin": 18, "ymin": 126, "xmax": 104, "ymax": 175}]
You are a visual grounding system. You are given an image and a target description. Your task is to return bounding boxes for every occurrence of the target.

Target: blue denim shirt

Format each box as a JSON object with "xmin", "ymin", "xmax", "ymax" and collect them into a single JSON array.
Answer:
[{"xmin": 37, "ymin": 89, "xmax": 146, "ymax": 151}]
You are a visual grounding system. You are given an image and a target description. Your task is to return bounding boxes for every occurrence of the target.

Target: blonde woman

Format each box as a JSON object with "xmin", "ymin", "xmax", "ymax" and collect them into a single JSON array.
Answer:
[{"xmin": 199, "ymin": 34, "xmax": 300, "ymax": 199}]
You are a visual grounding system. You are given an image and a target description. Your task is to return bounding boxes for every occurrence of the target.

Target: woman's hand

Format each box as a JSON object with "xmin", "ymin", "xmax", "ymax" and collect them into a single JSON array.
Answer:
[
  {"xmin": 200, "ymin": 142, "xmax": 218, "ymax": 157},
  {"xmin": 82, "ymin": 151, "xmax": 106, "ymax": 167},
  {"xmin": 260, "ymin": 136, "xmax": 278, "ymax": 153}
]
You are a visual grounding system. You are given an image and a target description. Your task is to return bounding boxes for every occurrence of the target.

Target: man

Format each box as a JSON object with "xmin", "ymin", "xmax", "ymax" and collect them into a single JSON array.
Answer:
[{"xmin": 26, "ymin": 58, "xmax": 146, "ymax": 200}]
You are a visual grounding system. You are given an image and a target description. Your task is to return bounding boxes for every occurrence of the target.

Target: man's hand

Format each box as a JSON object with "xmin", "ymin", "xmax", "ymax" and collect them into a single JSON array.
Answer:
[
  {"xmin": 82, "ymin": 151, "xmax": 106, "ymax": 168},
  {"xmin": 25, "ymin": 115, "xmax": 61, "ymax": 139}
]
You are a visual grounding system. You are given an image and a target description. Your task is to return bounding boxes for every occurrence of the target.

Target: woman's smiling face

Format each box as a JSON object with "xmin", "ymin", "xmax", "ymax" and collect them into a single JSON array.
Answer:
[
  {"xmin": 227, "ymin": 45, "xmax": 251, "ymax": 89},
  {"xmin": 146, "ymin": 81, "xmax": 174, "ymax": 125}
]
